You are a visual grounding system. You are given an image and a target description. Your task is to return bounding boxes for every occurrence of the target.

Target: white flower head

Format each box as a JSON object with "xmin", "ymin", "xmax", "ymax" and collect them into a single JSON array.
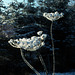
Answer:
[
  {"xmin": 8, "ymin": 39, "xmax": 20, "ymax": 48},
  {"xmin": 21, "ymin": 38, "xmax": 26, "ymax": 41},
  {"xmin": 41, "ymin": 42, "xmax": 45, "ymax": 46},
  {"xmin": 8, "ymin": 39, "xmax": 13, "ymax": 43},
  {"xmin": 43, "ymin": 11, "xmax": 64, "ymax": 21},
  {"xmin": 40, "ymin": 34, "xmax": 47, "ymax": 40},
  {"xmin": 31, "ymin": 36, "xmax": 36, "ymax": 40},
  {"xmin": 33, "ymin": 46, "xmax": 40, "ymax": 51},
  {"xmin": 18, "ymin": 42, "xmax": 24, "ymax": 48},
  {"xmin": 37, "ymin": 31, "xmax": 43, "ymax": 35},
  {"xmin": 8, "ymin": 31, "xmax": 47, "ymax": 51}
]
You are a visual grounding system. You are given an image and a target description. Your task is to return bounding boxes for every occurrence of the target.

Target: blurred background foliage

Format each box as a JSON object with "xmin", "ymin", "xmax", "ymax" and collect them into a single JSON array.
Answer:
[{"xmin": 0, "ymin": 0, "xmax": 75, "ymax": 75}]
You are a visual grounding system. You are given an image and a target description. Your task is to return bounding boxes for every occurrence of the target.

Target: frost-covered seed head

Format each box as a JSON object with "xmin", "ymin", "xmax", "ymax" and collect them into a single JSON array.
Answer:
[
  {"xmin": 31, "ymin": 36, "xmax": 36, "ymax": 40},
  {"xmin": 8, "ymin": 39, "xmax": 13, "ymax": 43},
  {"xmin": 60, "ymin": 13, "xmax": 64, "ymax": 17},
  {"xmin": 40, "ymin": 34, "xmax": 47, "ymax": 40},
  {"xmin": 54, "ymin": 11, "xmax": 59, "ymax": 16},
  {"xmin": 37, "ymin": 31, "xmax": 43, "ymax": 35},
  {"xmin": 43, "ymin": 11, "xmax": 64, "ymax": 21},
  {"xmin": 33, "ymin": 46, "xmax": 40, "ymax": 51},
  {"xmin": 41, "ymin": 42, "xmax": 45, "ymax": 46},
  {"xmin": 8, "ymin": 31, "xmax": 47, "ymax": 51}
]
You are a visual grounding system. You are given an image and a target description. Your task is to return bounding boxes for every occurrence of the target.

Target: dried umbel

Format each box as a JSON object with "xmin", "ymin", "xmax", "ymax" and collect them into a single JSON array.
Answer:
[
  {"xmin": 8, "ymin": 31, "xmax": 48, "ymax": 75},
  {"xmin": 43, "ymin": 11, "xmax": 64, "ymax": 75},
  {"xmin": 8, "ymin": 31, "xmax": 47, "ymax": 51},
  {"xmin": 37, "ymin": 31, "xmax": 43, "ymax": 35},
  {"xmin": 43, "ymin": 11, "xmax": 64, "ymax": 21}
]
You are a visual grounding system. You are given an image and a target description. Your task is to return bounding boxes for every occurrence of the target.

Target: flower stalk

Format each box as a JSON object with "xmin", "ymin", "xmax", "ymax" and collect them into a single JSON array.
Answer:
[
  {"xmin": 37, "ymin": 51, "xmax": 48, "ymax": 75},
  {"xmin": 50, "ymin": 21, "xmax": 55, "ymax": 75},
  {"xmin": 20, "ymin": 48, "xmax": 40, "ymax": 75},
  {"xmin": 43, "ymin": 11, "xmax": 64, "ymax": 75},
  {"xmin": 8, "ymin": 31, "xmax": 47, "ymax": 75}
]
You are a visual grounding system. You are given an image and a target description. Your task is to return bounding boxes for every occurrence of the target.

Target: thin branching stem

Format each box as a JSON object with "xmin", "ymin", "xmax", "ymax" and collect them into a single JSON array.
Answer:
[
  {"xmin": 20, "ymin": 49, "xmax": 40, "ymax": 75},
  {"xmin": 37, "ymin": 51, "xmax": 48, "ymax": 75},
  {"xmin": 50, "ymin": 21, "xmax": 55, "ymax": 75}
]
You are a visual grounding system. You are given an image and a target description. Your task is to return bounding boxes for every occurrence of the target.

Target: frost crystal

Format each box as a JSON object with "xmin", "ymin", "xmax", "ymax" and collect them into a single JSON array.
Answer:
[
  {"xmin": 8, "ymin": 31, "xmax": 47, "ymax": 51},
  {"xmin": 43, "ymin": 11, "xmax": 64, "ymax": 21}
]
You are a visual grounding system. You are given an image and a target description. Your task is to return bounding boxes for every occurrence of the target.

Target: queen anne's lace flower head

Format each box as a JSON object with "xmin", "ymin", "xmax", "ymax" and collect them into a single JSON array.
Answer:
[
  {"xmin": 8, "ymin": 31, "xmax": 47, "ymax": 51},
  {"xmin": 37, "ymin": 31, "xmax": 43, "ymax": 35},
  {"xmin": 40, "ymin": 34, "xmax": 47, "ymax": 40},
  {"xmin": 43, "ymin": 11, "xmax": 64, "ymax": 21}
]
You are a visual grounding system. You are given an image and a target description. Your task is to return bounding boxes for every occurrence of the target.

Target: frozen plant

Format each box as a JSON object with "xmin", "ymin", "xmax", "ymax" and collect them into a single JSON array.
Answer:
[
  {"xmin": 8, "ymin": 31, "xmax": 47, "ymax": 75},
  {"xmin": 43, "ymin": 11, "xmax": 64, "ymax": 21},
  {"xmin": 43, "ymin": 11, "xmax": 64, "ymax": 75},
  {"xmin": 8, "ymin": 31, "xmax": 47, "ymax": 51}
]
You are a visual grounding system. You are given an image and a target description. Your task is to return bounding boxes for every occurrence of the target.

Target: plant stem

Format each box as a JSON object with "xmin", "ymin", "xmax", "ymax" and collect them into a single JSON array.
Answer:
[
  {"xmin": 20, "ymin": 49, "xmax": 40, "ymax": 75},
  {"xmin": 50, "ymin": 21, "xmax": 55, "ymax": 75},
  {"xmin": 37, "ymin": 51, "xmax": 48, "ymax": 75}
]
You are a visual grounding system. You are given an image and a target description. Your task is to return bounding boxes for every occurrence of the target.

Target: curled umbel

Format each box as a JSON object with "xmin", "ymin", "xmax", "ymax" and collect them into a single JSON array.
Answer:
[{"xmin": 8, "ymin": 31, "xmax": 47, "ymax": 51}]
